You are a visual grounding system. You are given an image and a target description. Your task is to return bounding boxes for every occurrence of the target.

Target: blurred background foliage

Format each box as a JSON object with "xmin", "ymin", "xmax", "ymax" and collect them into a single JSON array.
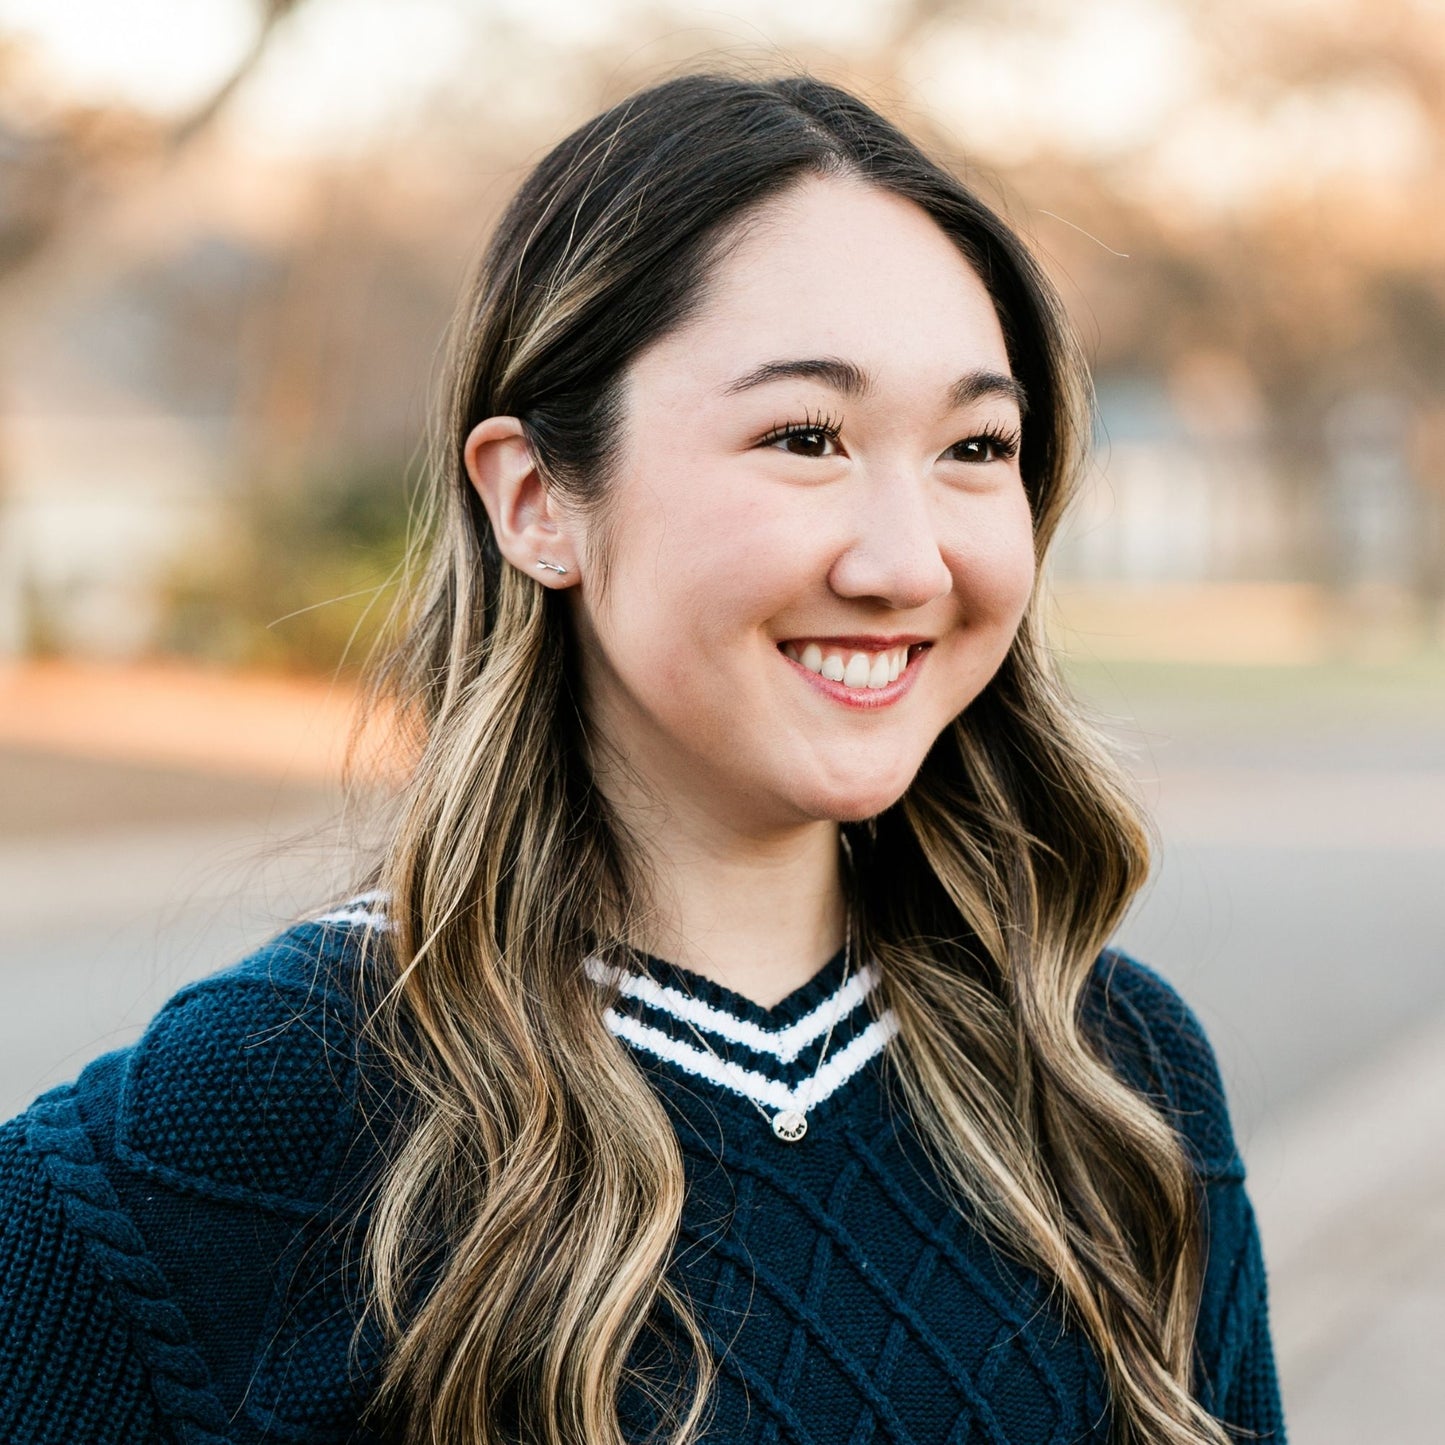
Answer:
[
  {"xmin": 1, "ymin": 0, "xmax": 1443, "ymax": 674},
  {"xmin": 155, "ymin": 458, "xmax": 412, "ymax": 670}
]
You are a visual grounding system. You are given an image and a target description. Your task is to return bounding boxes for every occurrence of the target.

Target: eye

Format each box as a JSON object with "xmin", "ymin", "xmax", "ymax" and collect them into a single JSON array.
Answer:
[
  {"xmin": 948, "ymin": 426, "xmax": 1021, "ymax": 464},
  {"xmin": 758, "ymin": 411, "xmax": 844, "ymax": 459},
  {"xmin": 775, "ymin": 427, "xmax": 838, "ymax": 458}
]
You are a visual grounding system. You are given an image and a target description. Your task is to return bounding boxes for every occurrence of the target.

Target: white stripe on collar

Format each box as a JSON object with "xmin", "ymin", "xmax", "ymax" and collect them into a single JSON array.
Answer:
[
  {"xmin": 312, "ymin": 889, "xmax": 393, "ymax": 930},
  {"xmin": 603, "ymin": 1006, "xmax": 900, "ymax": 1115},
  {"xmin": 582, "ymin": 954, "xmax": 880, "ymax": 1062}
]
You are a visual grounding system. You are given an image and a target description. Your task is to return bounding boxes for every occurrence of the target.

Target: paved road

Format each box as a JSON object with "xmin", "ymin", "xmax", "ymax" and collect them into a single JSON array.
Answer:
[
  {"xmin": 0, "ymin": 744, "xmax": 386, "ymax": 1117},
  {"xmin": 1074, "ymin": 659, "xmax": 1445, "ymax": 1130},
  {"xmin": 1119, "ymin": 775, "xmax": 1445, "ymax": 1136}
]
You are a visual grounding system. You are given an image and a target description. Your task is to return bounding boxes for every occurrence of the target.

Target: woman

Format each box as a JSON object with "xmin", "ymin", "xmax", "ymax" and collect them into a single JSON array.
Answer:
[{"xmin": 0, "ymin": 73, "xmax": 1284, "ymax": 1445}]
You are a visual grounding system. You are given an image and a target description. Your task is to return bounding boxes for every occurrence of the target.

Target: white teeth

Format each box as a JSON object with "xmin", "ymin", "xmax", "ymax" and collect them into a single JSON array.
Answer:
[{"xmin": 785, "ymin": 641, "xmax": 919, "ymax": 689}]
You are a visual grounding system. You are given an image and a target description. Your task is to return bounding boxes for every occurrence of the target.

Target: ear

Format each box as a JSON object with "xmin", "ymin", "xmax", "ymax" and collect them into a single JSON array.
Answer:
[{"xmin": 463, "ymin": 416, "xmax": 580, "ymax": 586}]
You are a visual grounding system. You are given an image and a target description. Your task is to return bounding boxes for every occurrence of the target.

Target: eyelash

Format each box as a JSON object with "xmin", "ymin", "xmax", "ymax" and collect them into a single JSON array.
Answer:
[
  {"xmin": 947, "ymin": 423, "xmax": 1022, "ymax": 463},
  {"xmin": 757, "ymin": 413, "xmax": 1022, "ymax": 463},
  {"xmin": 757, "ymin": 408, "xmax": 844, "ymax": 451}
]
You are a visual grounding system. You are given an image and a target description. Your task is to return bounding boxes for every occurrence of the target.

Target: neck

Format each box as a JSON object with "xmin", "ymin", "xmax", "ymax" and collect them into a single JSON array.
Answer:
[{"xmin": 602, "ymin": 773, "xmax": 848, "ymax": 1010}]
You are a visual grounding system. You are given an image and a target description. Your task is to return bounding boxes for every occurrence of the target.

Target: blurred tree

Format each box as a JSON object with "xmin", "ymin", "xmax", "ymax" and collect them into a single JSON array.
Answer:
[
  {"xmin": 157, "ymin": 454, "xmax": 411, "ymax": 674},
  {"xmin": 0, "ymin": 1, "xmax": 304, "ymax": 284}
]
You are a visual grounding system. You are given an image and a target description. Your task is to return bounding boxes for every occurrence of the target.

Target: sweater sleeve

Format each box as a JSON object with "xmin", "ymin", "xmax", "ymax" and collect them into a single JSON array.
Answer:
[
  {"xmin": 1083, "ymin": 950, "xmax": 1288, "ymax": 1441},
  {"xmin": 1200, "ymin": 1179, "xmax": 1286, "ymax": 1440},
  {"xmin": 0, "ymin": 1106, "xmax": 173, "ymax": 1443}
]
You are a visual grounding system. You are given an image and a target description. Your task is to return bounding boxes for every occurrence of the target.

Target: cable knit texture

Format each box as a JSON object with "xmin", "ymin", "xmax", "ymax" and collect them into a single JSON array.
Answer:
[{"xmin": 0, "ymin": 912, "xmax": 1286, "ymax": 1443}]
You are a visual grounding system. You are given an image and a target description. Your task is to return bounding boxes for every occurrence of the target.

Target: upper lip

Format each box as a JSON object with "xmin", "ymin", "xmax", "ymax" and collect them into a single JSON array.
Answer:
[{"xmin": 777, "ymin": 634, "xmax": 932, "ymax": 650}]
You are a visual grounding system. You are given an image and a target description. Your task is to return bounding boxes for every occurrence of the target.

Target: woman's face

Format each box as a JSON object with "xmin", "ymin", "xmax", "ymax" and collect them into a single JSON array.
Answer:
[{"xmin": 567, "ymin": 176, "xmax": 1037, "ymax": 834}]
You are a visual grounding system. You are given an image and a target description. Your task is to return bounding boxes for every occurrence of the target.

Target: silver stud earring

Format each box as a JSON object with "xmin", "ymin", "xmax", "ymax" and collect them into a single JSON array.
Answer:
[{"xmin": 535, "ymin": 560, "xmax": 569, "ymax": 576}]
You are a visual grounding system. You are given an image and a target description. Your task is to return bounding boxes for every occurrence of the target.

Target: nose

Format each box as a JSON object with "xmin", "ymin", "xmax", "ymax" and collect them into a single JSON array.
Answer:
[{"xmin": 826, "ymin": 469, "xmax": 953, "ymax": 610}]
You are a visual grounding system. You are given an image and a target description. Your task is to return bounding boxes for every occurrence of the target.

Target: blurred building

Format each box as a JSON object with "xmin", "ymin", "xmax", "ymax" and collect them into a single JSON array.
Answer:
[{"xmin": 0, "ymin": 227, "xmax": 270, "ymax": 658}]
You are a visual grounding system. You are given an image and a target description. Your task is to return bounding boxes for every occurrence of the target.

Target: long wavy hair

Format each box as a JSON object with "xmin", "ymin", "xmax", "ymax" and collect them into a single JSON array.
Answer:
[{"xmin": 347, "ymin": 71, "xmax": 1230, "ymax": 1445}]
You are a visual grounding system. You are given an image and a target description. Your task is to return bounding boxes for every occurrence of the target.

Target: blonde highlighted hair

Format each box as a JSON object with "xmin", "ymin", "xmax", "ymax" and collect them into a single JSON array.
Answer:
[{"xmin": 346, "ymin": 71, "xmax": 1231, "ymax": 1445}]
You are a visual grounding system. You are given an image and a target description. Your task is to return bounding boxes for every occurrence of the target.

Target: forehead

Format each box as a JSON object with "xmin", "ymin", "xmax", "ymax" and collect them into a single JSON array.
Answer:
[{"xmin": 630, "ymin": 177, "xmax": 1012, "ymax": 400}]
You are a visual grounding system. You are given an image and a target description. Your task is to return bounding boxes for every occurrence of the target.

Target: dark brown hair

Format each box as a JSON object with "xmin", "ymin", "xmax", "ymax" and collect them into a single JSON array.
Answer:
[{"xmin": 353, "ymin": 71, "xmax": 1226, "ymax": 1445}]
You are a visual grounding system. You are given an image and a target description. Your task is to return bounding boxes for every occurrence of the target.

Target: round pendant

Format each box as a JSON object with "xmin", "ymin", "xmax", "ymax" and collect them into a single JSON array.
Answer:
[{"xmin": 771, "ymin": 1109, "xmax": 808, "ymax": 1143}]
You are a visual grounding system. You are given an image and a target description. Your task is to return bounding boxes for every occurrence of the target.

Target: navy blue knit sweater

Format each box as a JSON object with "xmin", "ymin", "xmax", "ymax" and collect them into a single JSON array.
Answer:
[{"xmin": 0, "ymin": 903, "xmax": 1285, "ymax": 1444}]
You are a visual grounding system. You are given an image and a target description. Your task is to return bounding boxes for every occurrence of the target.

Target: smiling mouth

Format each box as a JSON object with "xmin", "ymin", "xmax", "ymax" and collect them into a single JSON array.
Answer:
[{"xmin": 778, "ymin": 639, "xmax": 932, "ymax": 691}]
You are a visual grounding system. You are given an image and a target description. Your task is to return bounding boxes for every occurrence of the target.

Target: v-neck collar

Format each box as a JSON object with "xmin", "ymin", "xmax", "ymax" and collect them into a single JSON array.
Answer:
[
  {"xmin": 584, "ymin": 947, "xmax": 899, "ymax": 1128},
  {"xmin": 631, "ymin": 944, "xmax": 855, "ymax": 1030}
]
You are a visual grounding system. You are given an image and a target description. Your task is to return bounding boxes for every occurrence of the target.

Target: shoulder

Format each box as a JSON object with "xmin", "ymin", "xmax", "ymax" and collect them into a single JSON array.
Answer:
[
  {"xmin": 1080, "ymin": 948, "xmax": 1245, "ymax": 1182},
  {"xmin": 0, "ymin": 899, "xmax": 397, "ymax": 1442},
  {"xmin": 49, "ymin": 895, "xmax": 396, "ymax": 1219}
]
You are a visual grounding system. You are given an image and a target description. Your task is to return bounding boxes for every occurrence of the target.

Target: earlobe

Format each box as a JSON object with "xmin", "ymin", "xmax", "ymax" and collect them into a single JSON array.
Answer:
[{"xmin": 463, "ymin": 416, "xmax": 580, "ymax": 585}]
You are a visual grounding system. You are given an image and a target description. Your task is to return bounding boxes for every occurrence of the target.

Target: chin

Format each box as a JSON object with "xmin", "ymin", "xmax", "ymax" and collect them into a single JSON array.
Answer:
[{"xmin": 794, "ymin": 771, "xmax": 916, "ymax": 825}]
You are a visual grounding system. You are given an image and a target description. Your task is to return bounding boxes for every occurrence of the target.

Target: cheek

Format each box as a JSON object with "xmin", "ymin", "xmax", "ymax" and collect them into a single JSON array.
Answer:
[
  {"xmin": 949, "ymin": 490, "xmax": 1038, "ymax": 623},
  {"xmin": 595, "ymin": 476, "xmax": 800, "ymax": 687},
  {"xmin": 652, "ymin": 471, "xmax": 802, "ymax": 607}
]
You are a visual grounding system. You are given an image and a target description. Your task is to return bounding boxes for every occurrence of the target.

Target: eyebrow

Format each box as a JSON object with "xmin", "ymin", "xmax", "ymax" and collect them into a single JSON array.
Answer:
[{"xmin": 722, "ymin": 356, "xmax": 1028, "ymax": 416}]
